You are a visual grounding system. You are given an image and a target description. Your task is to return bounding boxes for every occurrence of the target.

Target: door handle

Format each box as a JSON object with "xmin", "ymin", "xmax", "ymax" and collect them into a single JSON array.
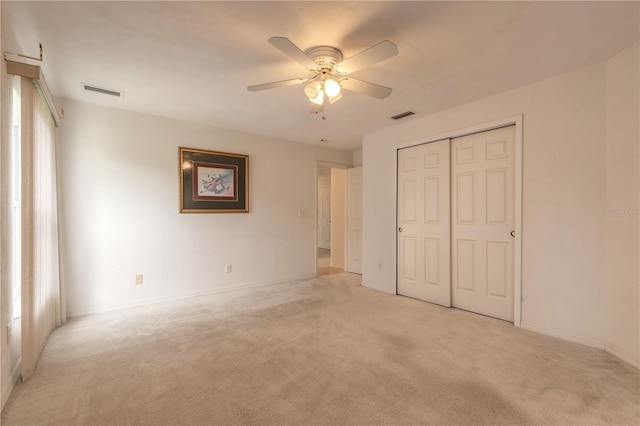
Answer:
[
  {"xmin": 398, "ymin": 227, "xmax": 403, "ymax": 232},
  {"xmin": 511, "ymin": 230, "xmax": 515, "ymax": 237}
]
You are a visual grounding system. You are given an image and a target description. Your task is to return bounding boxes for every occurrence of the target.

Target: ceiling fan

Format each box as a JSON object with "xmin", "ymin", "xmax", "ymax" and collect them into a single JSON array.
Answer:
[{"xmin": 248, "ymin": 37, "xmax": 398, "ymax": 112}]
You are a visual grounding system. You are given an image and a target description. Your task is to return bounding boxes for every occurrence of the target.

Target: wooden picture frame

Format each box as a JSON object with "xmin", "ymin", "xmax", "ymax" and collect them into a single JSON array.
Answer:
[{"xmin": 179, "ymin": 147, "xmax": 249, "ymax": 213}]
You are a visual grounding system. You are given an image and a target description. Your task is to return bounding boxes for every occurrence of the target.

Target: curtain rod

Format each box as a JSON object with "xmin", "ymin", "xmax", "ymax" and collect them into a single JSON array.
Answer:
[{"xmin": 5, "ymin": 57, "xmax": 63, "ymax": 127}]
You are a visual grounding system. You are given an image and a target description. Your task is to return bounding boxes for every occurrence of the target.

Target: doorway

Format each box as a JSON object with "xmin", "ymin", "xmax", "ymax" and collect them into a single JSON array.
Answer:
[
  {"xmin": 397, "ymin": 124, "xmax": 520, "ymax": 322},
  {"xmin": 318, "ymin": 185, "xmax": 331, "ymax": 250},
  {"xmin": 316, "ymin": 164, "xmax": 347, "ymax": 276}
]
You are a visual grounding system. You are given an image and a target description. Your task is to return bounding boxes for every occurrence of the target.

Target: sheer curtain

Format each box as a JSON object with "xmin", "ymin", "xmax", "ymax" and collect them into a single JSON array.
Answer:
[{"xmin": 20, "ymin": 78, "xmax": 65, "ymax": 381}]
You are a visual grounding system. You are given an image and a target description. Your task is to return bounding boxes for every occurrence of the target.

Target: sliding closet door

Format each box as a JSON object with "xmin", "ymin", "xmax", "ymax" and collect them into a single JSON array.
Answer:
[
  {"xmin": 397, "ymin": 139, "xmax": 451, "ymax": 306},
  {"xmin": 451, "ymin": 126, "xmax": 515, "ymax": 321}
]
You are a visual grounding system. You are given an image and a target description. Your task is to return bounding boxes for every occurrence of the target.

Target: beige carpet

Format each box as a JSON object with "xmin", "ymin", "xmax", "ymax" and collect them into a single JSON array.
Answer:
[{"xmin": 2, "ymin": 273, "xmax": 639, "ymax": 425}]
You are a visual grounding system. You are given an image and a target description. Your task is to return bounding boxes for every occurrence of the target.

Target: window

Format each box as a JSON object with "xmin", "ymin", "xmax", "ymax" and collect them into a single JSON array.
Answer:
[{"xmin": 11, "ymin": 76, "xmax": 21, "ymax": 320}]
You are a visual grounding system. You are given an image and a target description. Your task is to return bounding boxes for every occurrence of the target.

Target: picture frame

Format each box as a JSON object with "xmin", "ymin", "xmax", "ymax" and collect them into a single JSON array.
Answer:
[{"xmin": 179, "ymin": 147, "xmax": 249, "ymax": 213}]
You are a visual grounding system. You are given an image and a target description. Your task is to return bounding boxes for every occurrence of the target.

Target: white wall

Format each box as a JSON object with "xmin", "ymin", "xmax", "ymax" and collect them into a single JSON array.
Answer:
[
  {"xmin": 330, "ymin": 168, "xmax": 346, "ymax": 269},
  {"xmin": 604, "ymin": 42, "xmax": 639, "ymax": 367},
  {"xmin": 56, "ymin": 99, "xmax": 351, "ymax": 316},
  {"xmin": 362, "ymin": 59, "xmax": 613, "ymax": 351},
  {"xmin": 352, "ymin": 150, "xmax": 363, "ymax": 167}
]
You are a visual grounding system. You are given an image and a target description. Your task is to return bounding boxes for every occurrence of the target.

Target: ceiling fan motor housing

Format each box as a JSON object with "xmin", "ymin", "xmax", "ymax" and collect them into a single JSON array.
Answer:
[{"xmin": 306, "ymin": 46, "xmax": 343, "ymax": 71}]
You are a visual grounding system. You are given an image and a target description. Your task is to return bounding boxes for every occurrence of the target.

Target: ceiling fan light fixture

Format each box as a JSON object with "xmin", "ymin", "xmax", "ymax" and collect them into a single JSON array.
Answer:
[
  {"xmin": 328, "ymin": 92, "xmax": 343, "ymax": 104},
  {"xmin": 323, "ymin": 78, "xmax": 341, "ymax": 97},
  {"xmin": 310, "ymin": 90, "xmax": 324, "ymax": 105},
  {"xmin": 304, "ymin": 80, "xmax": 322, "ymax": 99}
]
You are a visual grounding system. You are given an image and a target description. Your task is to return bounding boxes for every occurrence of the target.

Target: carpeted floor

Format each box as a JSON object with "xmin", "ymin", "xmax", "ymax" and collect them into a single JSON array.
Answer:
[{"xmin": 2, "ymin": 273, "xmax": 639, "ymax": 425}]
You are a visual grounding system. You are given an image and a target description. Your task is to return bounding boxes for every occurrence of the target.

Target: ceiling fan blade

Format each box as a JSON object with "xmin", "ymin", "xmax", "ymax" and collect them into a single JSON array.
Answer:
[
  {"xmin": 247, "ymin": 77, "xmax": 308, "ymax": 92},
  {"xmin": 339, "ymin": 77, "xmax": 392, "ymax": 99},
  {"xmin": 333, "ymin": 40, "xmax": 398, "ymax": 75},
  {"xmin": 268, "ymin": 37, "xmax": 318, "ymax": 72}
]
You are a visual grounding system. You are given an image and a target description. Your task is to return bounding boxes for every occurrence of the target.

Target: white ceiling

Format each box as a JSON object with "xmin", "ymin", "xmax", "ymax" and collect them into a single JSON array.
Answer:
[{"xmin": 3, "ymin": 1, "xmax": 638, "ymax": 152}]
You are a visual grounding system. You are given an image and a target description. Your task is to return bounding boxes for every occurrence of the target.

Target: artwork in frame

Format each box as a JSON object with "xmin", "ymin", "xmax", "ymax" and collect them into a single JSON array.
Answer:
[{"xmin": 179, "ymin": 147, "xmax": 249, "ymax": 213}]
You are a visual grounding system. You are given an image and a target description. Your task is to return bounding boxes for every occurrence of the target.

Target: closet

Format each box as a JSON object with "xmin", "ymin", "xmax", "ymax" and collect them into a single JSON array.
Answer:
[{"xmin": 397, "ymin": 126, "xmax": 515, "ymax": 321}]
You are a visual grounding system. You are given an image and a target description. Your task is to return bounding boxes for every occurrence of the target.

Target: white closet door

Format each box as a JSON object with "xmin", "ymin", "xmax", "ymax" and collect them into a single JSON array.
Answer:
[
  {"xmin": 451, "ymin": 126, "xmax": 515, "ymax": 321},
  {"xmin": 397, "ymin": 139, "xmax": 451, "ymax": 306},
  {"xmin": 347, "ymin": 167, "xmax": 363, "ymax": 274}
]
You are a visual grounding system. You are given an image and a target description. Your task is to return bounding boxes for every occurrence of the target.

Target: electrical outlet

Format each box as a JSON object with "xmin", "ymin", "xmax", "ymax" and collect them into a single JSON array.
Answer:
[
  {"xmin": 225, "ymin": 264, "xmax": 232, "ymax": 273},
  {"xmin": 378, "ymin": 262, "xmax": 383, "ymax": 271},
  {"xmin": 135, "ymin": 274, "xmax": 143, "ymax": 284}
]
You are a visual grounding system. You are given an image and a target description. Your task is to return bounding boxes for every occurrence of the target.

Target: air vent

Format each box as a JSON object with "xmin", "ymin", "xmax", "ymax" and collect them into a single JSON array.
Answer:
[
  {"xmin": 390, "ymin": 111, "xmax": 415, "ymax": 120},
  {"xmin": 83, "ymin": 84, "xmax": 122, "ymax": 97}
]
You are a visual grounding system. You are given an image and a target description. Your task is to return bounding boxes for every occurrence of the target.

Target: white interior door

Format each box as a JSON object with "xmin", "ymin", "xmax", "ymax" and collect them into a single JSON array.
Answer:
[
  {"xmin": 317, "ymin": 185, "xmax": 331, "ymax": 249},
  {"xmin": 347, "ymin": 167, "xmax": 362, "ymax": 274},
  {"xmin": 397, "ymin": 139, "xmax": 451, "ymax": 306},
  {"xmin": 451, "ymin": 126, "xmax": 515, "ymax": 321}
]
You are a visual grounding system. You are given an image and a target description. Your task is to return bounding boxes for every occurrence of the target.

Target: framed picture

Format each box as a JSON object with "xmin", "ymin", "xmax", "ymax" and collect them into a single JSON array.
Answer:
[{"xmin": 179, "ymin": 147, "xmax": 249, "ymax": 213}]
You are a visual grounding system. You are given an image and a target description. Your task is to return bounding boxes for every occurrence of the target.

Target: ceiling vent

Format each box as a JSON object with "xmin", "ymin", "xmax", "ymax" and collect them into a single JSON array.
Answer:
[
  {"xmin": 83, "ymin": 84, "xmax": 122, "ymax": 98},
  {"xmin": 390, "ymin": 111, "xmax": 415, "ymax": 120}
]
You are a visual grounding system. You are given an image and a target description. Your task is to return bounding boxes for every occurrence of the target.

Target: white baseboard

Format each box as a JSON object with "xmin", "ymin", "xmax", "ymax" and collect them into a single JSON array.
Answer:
[
  {"xmin": 605, "ymin": 343, "xmax": 640, "ymax": 370},
  {"xmin": 519, "ymin": 321, "xmax": 640, "ymax": 370},
  {"xmin": 520, "ymin": 320, "xmax": 605, "ymax": 349},
  {"xmin": 68, "ymin": 274, "xmax": 316, "ymax": 318}
]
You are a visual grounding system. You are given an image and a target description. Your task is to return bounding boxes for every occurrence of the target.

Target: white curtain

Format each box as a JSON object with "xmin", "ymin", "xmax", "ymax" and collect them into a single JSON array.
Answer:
[{"xmin": 20, "ymin": 78, "xmax": 65, "ymax": 381}]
